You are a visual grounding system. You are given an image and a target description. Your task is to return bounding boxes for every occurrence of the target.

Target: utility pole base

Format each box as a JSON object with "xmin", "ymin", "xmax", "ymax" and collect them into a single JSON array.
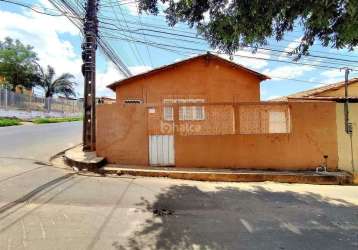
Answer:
[{"xmin": 82, "ymin": 0, "xmax": 98, "ymax": 151}]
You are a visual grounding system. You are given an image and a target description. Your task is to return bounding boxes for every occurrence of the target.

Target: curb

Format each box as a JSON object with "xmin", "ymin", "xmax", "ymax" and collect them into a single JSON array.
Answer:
[
  {"xmin": 49, "ymin": 143, "xmax": 82, "ymax": 163},
  {"xmin": 63, "ymin": 145, "xmax": 106, "ymax": 170},
  {"xmin": 101, "ymin": 167, "xmax": 353, "ymax": 185},
  {"xmin": 52, "ymin": 147, "xmax": 354, "ymax": 185}
]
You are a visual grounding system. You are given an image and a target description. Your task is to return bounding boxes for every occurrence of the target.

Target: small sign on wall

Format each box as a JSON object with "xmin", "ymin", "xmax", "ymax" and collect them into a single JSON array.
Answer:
[{"xmin": 148, "ymin": 107, "xmax": 156, "ymax": 114}]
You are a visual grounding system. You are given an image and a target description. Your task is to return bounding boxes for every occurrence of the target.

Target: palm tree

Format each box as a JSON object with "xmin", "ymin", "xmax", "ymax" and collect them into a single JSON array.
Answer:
[{"xmin": 37, "ymin": 65, "xmax": 77, "ymax": 98}]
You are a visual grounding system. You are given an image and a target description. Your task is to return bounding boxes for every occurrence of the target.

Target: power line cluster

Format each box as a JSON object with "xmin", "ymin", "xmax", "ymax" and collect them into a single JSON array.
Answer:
[
  {"xmin": 0, "ymin": 0, "xmax": 132, "ymax": 76},
  {"xmin": 2, "ymin": 0, "xmax": 358, "ymax": 85}
]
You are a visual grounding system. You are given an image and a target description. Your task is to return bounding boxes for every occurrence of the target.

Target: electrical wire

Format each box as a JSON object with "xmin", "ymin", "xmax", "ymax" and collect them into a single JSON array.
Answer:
[
  {"xmin": 7, "ymin": 0, "xmax": 358, "ymax": 78},
  {"xmin": 98, "ymin": 18, "xmax": 358, "ymax": 63},
  {"xmin": 0, "ymin": 0, "xmax": 72, "ymax": 16},
  {"xmin": 113, "ymin": 0, "xmax": 147, "ymax": 66},
  {"xmin": 99, "ymin": 22, "xmax": 358, "ymax": 64},
  {"xmin": 98, "ymin": 6, "xmax": 358, "ymax": 59},
  {"xmin": 48, "ymin": 0, "xmax": 132, "ymax": 76},
  {"xmin": 101, "ymin": 34, "xmax": 358, "ymax": 71},
  {"xmin": 99, "ymin": 26, "xmax": 358, "ymax": 69}
]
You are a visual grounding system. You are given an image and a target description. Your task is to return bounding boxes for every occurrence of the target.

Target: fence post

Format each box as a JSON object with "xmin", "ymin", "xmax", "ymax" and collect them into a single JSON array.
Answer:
[
  {"xmin": 28, "ymin": 93, "xmax": 32, "ymax": 112},
  {"xmin": 4, "ymin": 88, "xmax": 8, "ymax": 110},
  {"xmin": 45, "ymin": 97, "xmax": 48, "ymax": 113}
]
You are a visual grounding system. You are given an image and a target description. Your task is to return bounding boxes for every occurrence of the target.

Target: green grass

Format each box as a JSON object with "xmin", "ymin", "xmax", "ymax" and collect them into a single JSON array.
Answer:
[
  {"xmin": 0, "ymin": 118, "xmax": 21, "ymax": 127},
  {"xmin": 32, "ymin": 117, "xmax": 82, "ymax": 124}
]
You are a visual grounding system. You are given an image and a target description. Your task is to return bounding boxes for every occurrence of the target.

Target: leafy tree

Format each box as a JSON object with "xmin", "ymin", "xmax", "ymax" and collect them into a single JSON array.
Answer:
[
  {"xmin": 137, "ymin": 0, "xmax": 358, "ymax": 58},
  {"xmin": 36, "ymin": 65, "xmax": 77, "ymax": 98},
  {"xmin": 0, "ymin": 37, "xmax": 39, "ymax": 91}
]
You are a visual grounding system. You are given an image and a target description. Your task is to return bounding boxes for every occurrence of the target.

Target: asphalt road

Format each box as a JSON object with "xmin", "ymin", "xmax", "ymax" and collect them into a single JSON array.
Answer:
[
  {"xmin": 0, "ymin": 122, "xmax": 358, "ymax": 250},
  {"xmin": 0, "ymin": 122, "xmax": 82, "ymax": 161}
]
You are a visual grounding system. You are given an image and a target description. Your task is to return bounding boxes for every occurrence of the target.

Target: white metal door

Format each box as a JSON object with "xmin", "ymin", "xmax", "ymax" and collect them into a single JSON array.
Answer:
[{"xmin": 149, "ymin": 135, "xmax": 175, "ymax": 166}]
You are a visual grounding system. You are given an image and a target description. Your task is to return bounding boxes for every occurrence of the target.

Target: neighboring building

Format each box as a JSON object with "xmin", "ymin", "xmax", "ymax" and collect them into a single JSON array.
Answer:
[
  {"xmin": 97, "ymin": 96, "xmax": 115, "ymax": 104},
  {"xmin": 275, "ymin": 78, "xmax": 358, "ymax": 179},
  {"xmin": 274, "ymin": 78, "xmax": 358, "ymax": 101},
  {"xmin": 0, "ymin": 75, "xmax": 33, "ymax": 95},
  {"xmin": 80, "ymin": 96, "xmax": 116, "ymax": 104},
  {"xmin": 97, "ymin": 53, "xmax": 339, "ymax": 171}
]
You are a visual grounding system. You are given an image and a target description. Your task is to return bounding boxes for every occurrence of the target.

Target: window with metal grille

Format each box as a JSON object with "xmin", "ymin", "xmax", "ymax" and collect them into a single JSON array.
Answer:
[
  {"xmin": 163, "ymin": 105, "xmax": 174, "ymax": 121},
  {"xmin": 179, "ymin": 106, "xmax": 205, "ymax": 120},
  {"xmin": 163, "ymin": 99, "xmax": 205, "ymax": 121},
  {"xmin": 124, "ymin": 99, "xmax": 143, "ymax": 104},
  {"xmin": 239, "ymin": 105, "xmax": 290, "ymax": 134},
  {"xmin": 269, "ymin": 111, "xmax": 288, "ymax": 133}
]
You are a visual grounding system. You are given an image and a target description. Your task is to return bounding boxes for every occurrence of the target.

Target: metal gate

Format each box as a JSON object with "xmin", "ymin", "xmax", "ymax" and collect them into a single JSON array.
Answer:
[{"xmin": 149, "ymin": 135, "xmax": 175, "ymax": 166}]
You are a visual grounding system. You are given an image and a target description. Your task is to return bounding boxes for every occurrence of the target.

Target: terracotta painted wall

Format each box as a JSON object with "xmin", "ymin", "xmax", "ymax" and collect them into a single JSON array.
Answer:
[
  {"xmin": 336, "ymin": 103, "xmax": 358, "ymax": 175},
  {"xmin": 97, "ymin": 102, "xmax": 338, "ymax": 170},
  {"xmin": 175, "ymin": 102, "xmax": 338, "ymax": 170},
  {"xmin": 96, "ymin": 104, "xmax": 148, "ymax": 165},
  {"xmin": 115, "ymin": 57, "xmax": 262, "ymax": 104},
  {"xmin": 147, "ymin": 103, "xmax": 236, "ymax": 136}
]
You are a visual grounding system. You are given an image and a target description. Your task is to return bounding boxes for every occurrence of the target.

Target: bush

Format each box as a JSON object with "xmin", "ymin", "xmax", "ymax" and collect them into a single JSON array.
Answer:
[
  {"xmin": 32, "ymin": 117, "xmax": 82, "ymax": 124},
  {"xmin": 0, "ymin": 118, "xmax": 21, "ymax": 127}
]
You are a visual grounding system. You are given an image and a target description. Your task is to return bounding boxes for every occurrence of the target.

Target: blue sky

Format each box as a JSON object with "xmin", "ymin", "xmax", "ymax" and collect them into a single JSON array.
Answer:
[{"xmin": 1, "ymin": 0, "xmax": 358, "ymax": 98}]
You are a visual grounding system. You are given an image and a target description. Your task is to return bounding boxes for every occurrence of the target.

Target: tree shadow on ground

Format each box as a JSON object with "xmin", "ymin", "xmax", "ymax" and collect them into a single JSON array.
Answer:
[{"xmin": 113, "ymin": 185, "xmax": 358, "ymax": 250}]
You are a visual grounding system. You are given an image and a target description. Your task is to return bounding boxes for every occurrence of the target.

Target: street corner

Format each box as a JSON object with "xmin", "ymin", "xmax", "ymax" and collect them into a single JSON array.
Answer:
[{"xmin": 63, "ymin": 144, "xmax": 106, "ymax": 172}]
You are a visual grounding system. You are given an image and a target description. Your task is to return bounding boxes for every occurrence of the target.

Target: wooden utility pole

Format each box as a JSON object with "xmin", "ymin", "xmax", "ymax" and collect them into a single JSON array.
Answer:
[
  {"xmin": 82, "ymin": 0, "xmax": 99, "ymax": 151},
  {"xmin": 342, "ymin": 67, "xmax": 352, "ymax": 134}
]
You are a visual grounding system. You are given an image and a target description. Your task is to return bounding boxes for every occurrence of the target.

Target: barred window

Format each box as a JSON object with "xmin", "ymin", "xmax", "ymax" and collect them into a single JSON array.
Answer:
[
  {"xmin": 124, "ymin": 99, "xmax": 143, "ymax": 104},
  {"xmin": 163, "ymin": 106, "xmax": 174, "ymax": 121},
  {"xmin": 239, "ymin": 105, "xmax": 290, "ymax": 134},
  {"xmin": 269, "ymin": 111, "xmax": 288, "ymax": 133},
  {"xmin": 179, "ymin": 106, "xmax": 205, "ymax": 120},
  {"xmin": 163, "ymin": 99, "xmax": 205, "ymax": 121}
]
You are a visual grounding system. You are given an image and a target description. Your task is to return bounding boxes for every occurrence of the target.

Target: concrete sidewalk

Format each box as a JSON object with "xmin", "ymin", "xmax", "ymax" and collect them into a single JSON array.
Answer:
[
  {"xmin": 63, "ymin": 146, "xmax": 352, "ymax": 185},
  {"xmin": 2, "ymin": 165, "xmax": 358, "ymax": 250}
]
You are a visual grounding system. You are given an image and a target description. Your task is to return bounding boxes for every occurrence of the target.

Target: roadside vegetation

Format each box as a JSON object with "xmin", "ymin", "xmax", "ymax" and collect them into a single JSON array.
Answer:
[
  {"xmin": 0, "ymin": 37, "xmax": 78, "ymax": 98},
  {"xmin": 0, "ymin": 118, "xmax": 21, "ymax": 127},
  {"xmin": 32, "ymin": 117, "xmax": 82, "ymax": 124}
]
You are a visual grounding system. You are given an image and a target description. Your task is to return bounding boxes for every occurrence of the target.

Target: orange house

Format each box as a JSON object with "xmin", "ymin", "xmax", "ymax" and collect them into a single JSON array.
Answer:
[
  {"xmin": 97, "ymin": 53, "xmax": 338, "ymax": 171},
  {"xmin": 107, "ymin": 53, "xmax": 268, "ymax": 103}
]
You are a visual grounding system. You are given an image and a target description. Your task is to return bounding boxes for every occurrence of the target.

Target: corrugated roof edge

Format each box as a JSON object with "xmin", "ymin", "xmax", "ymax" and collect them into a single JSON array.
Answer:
[
  {"xmin": 107, "ymin": 53, "xmax": 270, "ymax": 91},
  {"xmin": 272, "ymin": 78, "xmax": 358, "ymax": 101}
]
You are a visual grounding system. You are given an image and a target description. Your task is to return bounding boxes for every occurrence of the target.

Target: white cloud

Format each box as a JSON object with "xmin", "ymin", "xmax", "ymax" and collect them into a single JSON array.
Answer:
[
  {"xmin": 321, "ymin": 77, "xmax": 342, "ymax": 85},
  {"xmin": 0, "ymin": 7, "xmax": 83, "ymax": 93},
  {"xmin": 0, "ymin": 4, "xmax": 129, "ymax": 98},
  {"xmin": 96, "ymin": 64, "xmax": 152, "ymax": 97},
  {"xmin": 123, "ymin": 0, "xmax": 140, "ymax": 15},
  {"xmin": 97, "ymin": 62, "xmax": 126, "ymax": 97},
  {"xmin": 216, "ymin": 49, "xmax": 270, "ymax": 70},
  {"xmin": 320, "ymin": 69, "xmax": 344, "ymax": 78},
  {"xmin": 311, "ymin": 76, "xmax": 349, "ymax": 89},
  {"xmin": 129, "ymin": 65, "xmax": 153, "ymax": 75},
  {"xmin": 263, "ymin": 65, "xmax": 314, "ymax": 80},
  {"xmin": 173, "ymin": 54, "xmax": 199, "ymax": 63},
  {"xmin": 319, "ymin": 69, "xmax": 358, "ymax": 85},
  {"xmin": 278, "ymin": 37, "xmax": 302, "ymax": 60},
  {"xmin": 266, "ymin": 95, "xmax": 281, "ymax": 100},
  {"xmin": 203, "ymin": 11, "xmax": 210, "ymax": 24}
]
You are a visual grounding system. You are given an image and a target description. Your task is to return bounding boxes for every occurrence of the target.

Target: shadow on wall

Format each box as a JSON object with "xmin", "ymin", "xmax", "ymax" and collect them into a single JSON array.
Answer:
[{"xmin": 112, "ymin": 185, "xmax": 358, "ymax": 250}]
